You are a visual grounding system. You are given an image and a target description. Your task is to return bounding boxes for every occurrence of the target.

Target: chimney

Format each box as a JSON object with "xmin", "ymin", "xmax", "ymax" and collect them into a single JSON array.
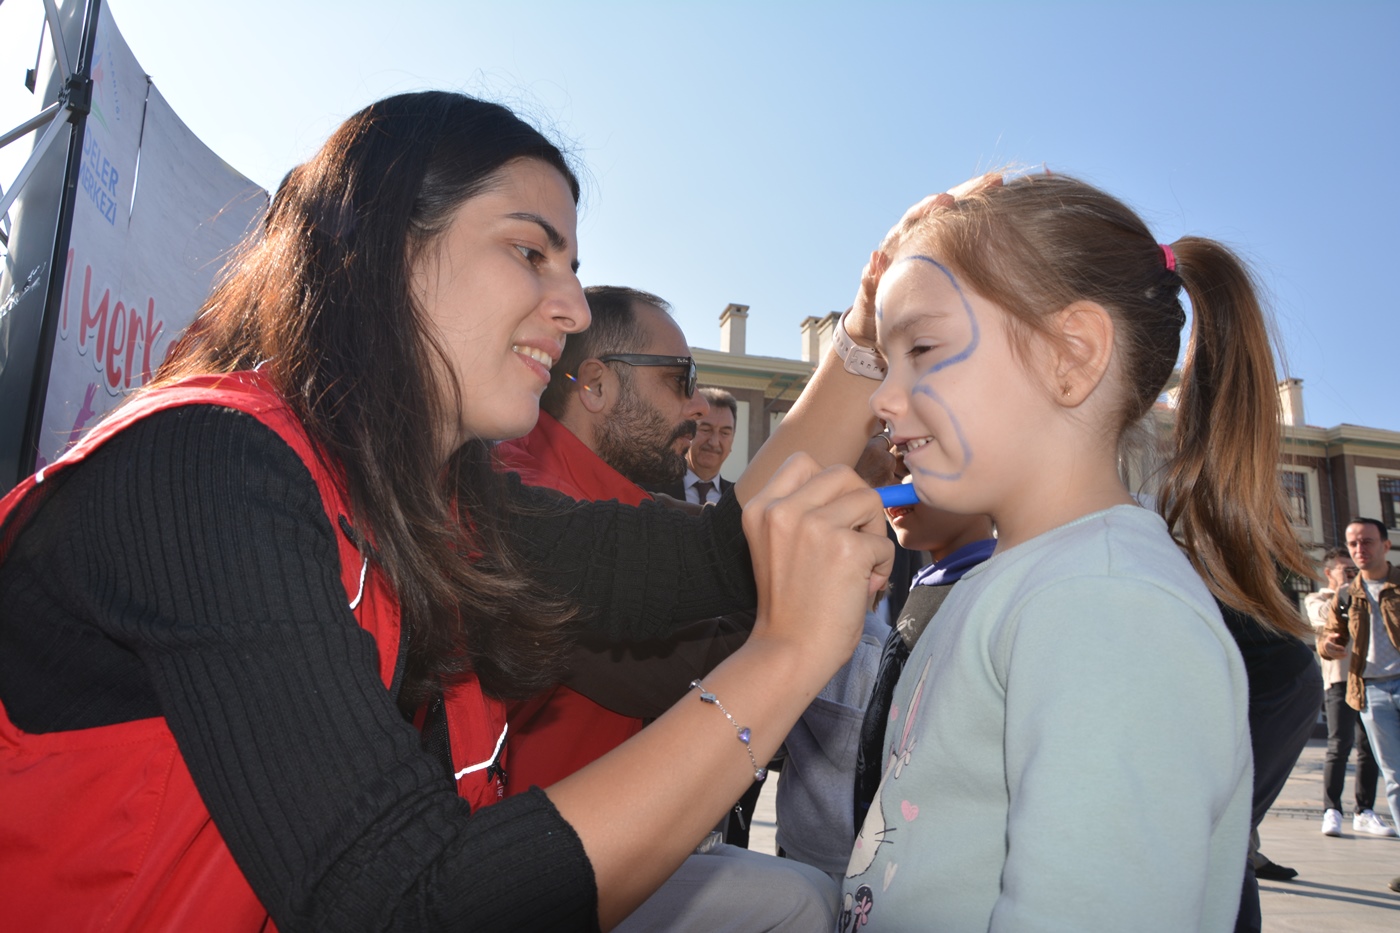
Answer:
[
  {"xmin": 799, "ymin": 316, "xmax": 824, "ymax": 362},
  {"xmin": 814, "ymin": 311, "xmax": 839, "ymax": 361},
  {"xmin": 1277, "ymin": 378, "xmax": 1305, "ymax": 427},
  {"xmin": 719, "ymin": 303, "xmax": 749, "ymax": 355}
]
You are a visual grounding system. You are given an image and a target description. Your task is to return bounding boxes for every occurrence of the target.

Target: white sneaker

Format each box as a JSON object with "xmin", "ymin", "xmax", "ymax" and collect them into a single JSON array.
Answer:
[
  {"xmin": 1321, "ymin": 808, "xmax": 1343, "ymax": 836},
  {"xmin": 1353, "ymin": 809, "xmax": 1398, "ymax": 837}
]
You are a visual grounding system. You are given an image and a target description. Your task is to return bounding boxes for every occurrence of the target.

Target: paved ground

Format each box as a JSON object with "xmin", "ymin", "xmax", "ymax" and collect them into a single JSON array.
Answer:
[
  {"xmin": 1247, "ymin": 738, "xmax": 1400, "ymax": 931},
  {"xmin": 748, "ymin": 738, "xmax": 1400, "ymax": 931}
]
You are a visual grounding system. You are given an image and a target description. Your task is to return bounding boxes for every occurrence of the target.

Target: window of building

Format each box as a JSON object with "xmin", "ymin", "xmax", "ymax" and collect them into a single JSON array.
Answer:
[
  {"xmin": 1280, "ymin": 470, "xmax": 1309, "ymax": 527},
  {"xmin": 1282, "ymin": 568, "xmax": 1313, "ymax": 612},
  {"xmin": 1380, "ymin": 476, "xmax": 1400, "ymax": 530}
]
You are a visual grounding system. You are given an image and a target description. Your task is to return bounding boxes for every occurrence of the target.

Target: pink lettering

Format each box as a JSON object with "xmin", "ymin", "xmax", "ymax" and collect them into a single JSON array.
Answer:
[
  {"xmin": 62, "ymin": 248, "xmax": 170, "ymax": 391},
  {"xmin": 106, "ymin": 300, "xmax": 127, "ymax": 388},
  {"xmin": 79, "ymin": 265, "xmax": 110, "ymax": 363},
  {"xmin": 126, "ymin": 298, "xmax": 164, "ymax": 388}
]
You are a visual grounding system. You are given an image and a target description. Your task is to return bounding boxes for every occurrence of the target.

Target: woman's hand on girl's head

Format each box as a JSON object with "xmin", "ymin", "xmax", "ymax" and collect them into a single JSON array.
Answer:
[
  {"xmin": 846, "ymin": 250, "xmax": 891, "ymax": 347},
  {"xmin": 881, "ymin": 172, "xmax": 1007, "ymax": 255},
  {"xmin": 742, "ymin": 453, "xmax": 894, "ymax": 674},
  {"xmin": 847, "ymin": 173, "xmax": 1004, "ymax": 346}
]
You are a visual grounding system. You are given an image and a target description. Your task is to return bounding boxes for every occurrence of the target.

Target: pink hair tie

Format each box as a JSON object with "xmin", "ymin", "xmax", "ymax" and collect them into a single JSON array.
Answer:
[{"xmin": 1160, "ymin": 243, "xmax": 1177, "ymax": 273}]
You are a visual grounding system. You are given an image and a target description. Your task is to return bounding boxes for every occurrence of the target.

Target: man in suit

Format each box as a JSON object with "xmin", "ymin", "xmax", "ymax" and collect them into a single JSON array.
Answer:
[
  {"xmin": 651, "ymin": 387, "xmax": 737, "ymax": 505},
  {"xmin": 494, "ymin": 285, "xmax": 837, "ymax": 931}
]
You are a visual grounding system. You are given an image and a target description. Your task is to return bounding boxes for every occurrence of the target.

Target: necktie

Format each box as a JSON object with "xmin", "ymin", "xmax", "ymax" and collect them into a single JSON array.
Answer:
[{"xmin": 694, "ymin": 480, "xmax": 715, "ymax": 505}]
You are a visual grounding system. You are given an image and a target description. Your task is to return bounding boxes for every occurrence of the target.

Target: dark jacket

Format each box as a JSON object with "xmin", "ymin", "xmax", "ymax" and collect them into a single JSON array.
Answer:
[{"xmin": 648, "ymin": 475, "xmax": 734, "ymax": 503}]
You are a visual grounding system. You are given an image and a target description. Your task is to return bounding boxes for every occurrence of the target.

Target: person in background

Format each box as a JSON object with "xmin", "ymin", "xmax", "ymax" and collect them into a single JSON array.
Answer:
[
  {"xmin": 651, "ymin": 387, "xmax": 737, "ymax": 505},
  {"xmin": 647, "ymin": 382, "xmax": 777, "ymax": 846},
  {"xmin": 1219, "ymin": 596, "xmax": 1322, "ymax": 921},
  {"xmin": 496, "ymin": 285, "xmax": 712, "ymax": 796},
  {"xmin": 774, "ymin": 436, "xmax": 996, "ymax": 882},
  {"xmin": 852, "ymin": 490, "xmax": 996, "ymax": 836},
  {"xmin": 495, "ymin": 284, "xmax": 835, "ymax": 930},
  {"xmin": 1321, "ymin": 518, "xmax": 1400, "ymax": 842},
  {"xmin": 1307, "ymin": 547, "xmax": 1390, "ymax": 837}
]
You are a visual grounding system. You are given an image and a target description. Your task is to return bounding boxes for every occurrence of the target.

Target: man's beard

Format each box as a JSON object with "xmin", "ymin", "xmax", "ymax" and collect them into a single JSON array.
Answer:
[{"xmin": 596, "ymin": 388, "xmax": 695, "ymax": 486}]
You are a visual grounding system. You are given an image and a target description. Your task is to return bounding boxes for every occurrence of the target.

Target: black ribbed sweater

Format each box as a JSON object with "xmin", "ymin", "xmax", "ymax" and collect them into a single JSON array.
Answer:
[{"xmin": 0, "ymin": 404, "xmax": 755, "ymax": 932}]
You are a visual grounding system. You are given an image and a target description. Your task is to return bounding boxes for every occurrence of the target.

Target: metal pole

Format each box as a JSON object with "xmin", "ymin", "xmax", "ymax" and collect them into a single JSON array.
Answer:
[
  {"xmin": 0, "ymin": 103, "xmax": 66, "ymax": 222},
  {"xmin": 14, "ymin": 0, "xmax": 102, "ymax": 482}
]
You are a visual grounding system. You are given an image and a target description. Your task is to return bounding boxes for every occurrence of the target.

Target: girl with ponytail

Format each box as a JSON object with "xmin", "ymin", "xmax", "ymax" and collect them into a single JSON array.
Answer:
[{"xmin": 843, "ymin": 171, "xmax": 1308, "ymax": 931}]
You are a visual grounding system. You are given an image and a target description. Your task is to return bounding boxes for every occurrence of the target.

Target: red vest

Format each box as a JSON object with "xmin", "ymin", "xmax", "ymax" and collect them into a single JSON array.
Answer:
[
  {"xmin": 493, "ymin": 413, "xmax": 648, "ymax": 793},
  {"xmin": 0, "ymin": 372, "xmax": 507, "ymax": 931}
]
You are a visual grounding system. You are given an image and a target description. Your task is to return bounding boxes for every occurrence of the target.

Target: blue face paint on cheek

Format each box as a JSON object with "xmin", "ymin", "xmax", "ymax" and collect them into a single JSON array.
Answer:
[
  {"xmin": 890, "ymin": 254, "xmax": 981, "ymax": 482},
  {"xmin": 910, "ymin": 382, "xmax": 973, "ymax": 480}
]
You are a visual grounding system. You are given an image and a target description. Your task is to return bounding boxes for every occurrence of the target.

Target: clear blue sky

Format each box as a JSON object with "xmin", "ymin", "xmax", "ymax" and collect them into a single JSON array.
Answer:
[{"xmin": 3, "ymin": 0, "xmax": 1397, "ymax": 430}]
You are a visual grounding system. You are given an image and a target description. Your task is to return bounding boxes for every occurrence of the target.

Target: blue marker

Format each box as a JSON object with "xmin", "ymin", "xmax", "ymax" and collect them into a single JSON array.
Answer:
[{"xmin": 875, "ymin": 483, "xmax": 920, "ymax": 508}]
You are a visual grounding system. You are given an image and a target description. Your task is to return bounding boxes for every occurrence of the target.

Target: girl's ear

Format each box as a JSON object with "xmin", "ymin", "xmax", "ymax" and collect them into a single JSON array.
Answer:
[{"xmin": 1051, "ymin": 301, "xmax": 1115, "ymax": 407}]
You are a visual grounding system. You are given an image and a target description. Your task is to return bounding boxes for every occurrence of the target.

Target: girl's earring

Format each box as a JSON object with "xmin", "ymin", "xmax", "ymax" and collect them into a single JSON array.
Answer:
[{"xmin": 1061, "ymin": 383, "xmax": 1072, "ymax": 398}]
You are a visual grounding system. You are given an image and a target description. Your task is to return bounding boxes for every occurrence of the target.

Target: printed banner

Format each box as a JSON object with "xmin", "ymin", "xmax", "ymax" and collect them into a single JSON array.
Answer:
[{"xmin": 33, "ymin": 1, "xmax": 266, "ymax": 467}]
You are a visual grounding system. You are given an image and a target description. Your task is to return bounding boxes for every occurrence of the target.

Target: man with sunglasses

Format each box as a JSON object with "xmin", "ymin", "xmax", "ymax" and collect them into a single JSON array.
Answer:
[
  {"xmin": 493, "ymin": 285, "xmax": 837, "ymax": 932},
  {"xmin": 533, "ymin": 294, "xmax": 704, "ymax": 490}
]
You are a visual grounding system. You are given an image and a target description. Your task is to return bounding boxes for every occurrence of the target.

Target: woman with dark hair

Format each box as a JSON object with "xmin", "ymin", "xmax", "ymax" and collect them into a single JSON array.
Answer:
[{"xmin": 0, "ymin": 91, "xmax": 892, "ymax": 931}]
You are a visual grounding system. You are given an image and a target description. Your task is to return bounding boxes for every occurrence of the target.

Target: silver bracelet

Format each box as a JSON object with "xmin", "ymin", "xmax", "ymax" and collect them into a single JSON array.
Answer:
[{"xmin": 690, "ymin": 678, "xmax": 767, "ymax": 782}]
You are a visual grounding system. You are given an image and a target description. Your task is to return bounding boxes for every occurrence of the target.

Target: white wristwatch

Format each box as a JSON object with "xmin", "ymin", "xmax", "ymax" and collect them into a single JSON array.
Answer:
[{"xmin": 832, "ymin": 309, "xmax": 886, "ymax": 379}]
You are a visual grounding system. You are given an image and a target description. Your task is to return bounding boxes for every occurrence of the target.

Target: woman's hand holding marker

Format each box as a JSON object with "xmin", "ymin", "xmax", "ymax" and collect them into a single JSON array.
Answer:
[{"xmin": 742, "ymin": 453, "xmax": 894, "ymax": 674}]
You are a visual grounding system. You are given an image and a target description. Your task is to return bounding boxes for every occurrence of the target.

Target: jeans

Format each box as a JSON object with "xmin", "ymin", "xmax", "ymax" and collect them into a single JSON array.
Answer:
[
  {"xmin": 1323, "ymin": 680, "xmax": 1379, "ymax": 812},
  {"xmin": 1360, "ymin": 676, "xmax": 1400, "ymax": 828}
]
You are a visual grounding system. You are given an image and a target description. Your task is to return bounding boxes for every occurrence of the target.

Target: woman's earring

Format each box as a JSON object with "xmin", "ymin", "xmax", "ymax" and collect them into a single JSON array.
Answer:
[{"xmin": 1061, "ymin": 383, "xmax": 1072, "ymax": 398}]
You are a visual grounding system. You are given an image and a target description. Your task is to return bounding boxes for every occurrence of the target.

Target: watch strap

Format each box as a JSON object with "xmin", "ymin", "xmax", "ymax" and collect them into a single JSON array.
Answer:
[{"xmin": 832, "ymin": 310, "xmax": 886, "ymax": 379}]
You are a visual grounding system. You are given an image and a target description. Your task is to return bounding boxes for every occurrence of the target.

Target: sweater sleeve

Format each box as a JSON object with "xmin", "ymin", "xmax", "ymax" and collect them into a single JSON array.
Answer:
[
  {"xmin": 990, "ymin": 576, "xmax": 1251, "ymax": 932},
  {"xmin": 1304, "ymin": 590, "xmax": 1334, "ymax": 633},
  {"xmin": 502, "ymin": 474, "xmax": 757, "ymax": 641},
  {"xmin": 0, "ymin": 407, "xmax": 598, "ymax": 932}
]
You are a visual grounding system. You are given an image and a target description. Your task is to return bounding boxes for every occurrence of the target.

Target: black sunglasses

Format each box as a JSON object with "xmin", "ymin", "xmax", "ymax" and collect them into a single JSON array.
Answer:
[{"xmin": 598, "ymin": 354, "xmax": 697, "ymax": 397}]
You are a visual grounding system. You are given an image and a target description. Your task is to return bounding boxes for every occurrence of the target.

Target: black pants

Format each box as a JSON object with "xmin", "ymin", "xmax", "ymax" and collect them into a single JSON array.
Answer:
[
  {"xmin": 1323, "ymin": 680, "xmax": 1380, "ymax": 813},
  {"xmin": 1235, "ymin": 659, "xmax": 1324, "ymax": 933}
]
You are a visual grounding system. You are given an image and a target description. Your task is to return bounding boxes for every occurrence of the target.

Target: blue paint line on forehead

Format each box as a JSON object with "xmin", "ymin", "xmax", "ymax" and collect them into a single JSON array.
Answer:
[
  {"xmin": 889, "ymin": 254, "xmax": 980, "ymax": 482},
  {"xmin": 904, "ymin": 255, "xmax": 980, "ymax": 377}
]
